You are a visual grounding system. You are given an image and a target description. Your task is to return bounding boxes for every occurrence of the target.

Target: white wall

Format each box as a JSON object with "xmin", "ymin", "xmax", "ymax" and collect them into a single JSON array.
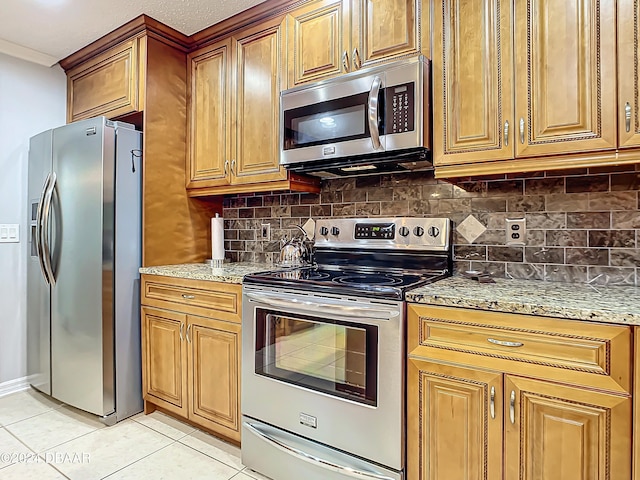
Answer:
[{"xmin": 0, "ymin": 52, "xmax": 66, "ymax": 386}]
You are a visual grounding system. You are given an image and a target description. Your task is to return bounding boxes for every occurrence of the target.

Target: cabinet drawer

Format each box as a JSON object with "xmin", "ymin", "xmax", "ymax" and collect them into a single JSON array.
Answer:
[
  {"xmin": 408, "ymin": 304, "xmax": 632, "ymax": 393},
  {"xmin": 141, "ymin": 275, "xmax": 241, "ymax": 323}
]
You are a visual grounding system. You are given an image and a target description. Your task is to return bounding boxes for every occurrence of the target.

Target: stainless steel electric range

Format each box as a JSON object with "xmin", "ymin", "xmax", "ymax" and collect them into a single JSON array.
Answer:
[{"xmin": 241, "ymin": 217, "xmax": 452, "ymax": 480}]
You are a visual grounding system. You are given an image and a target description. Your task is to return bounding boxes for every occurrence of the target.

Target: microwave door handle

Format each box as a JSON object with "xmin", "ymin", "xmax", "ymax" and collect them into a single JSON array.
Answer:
[{"xmin": 368, "ymin": 76, "xmax": 383, "ymax": 151}]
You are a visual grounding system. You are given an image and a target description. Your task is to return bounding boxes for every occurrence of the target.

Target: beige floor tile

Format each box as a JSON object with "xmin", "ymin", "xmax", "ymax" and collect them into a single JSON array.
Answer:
[
  {"xmin": 0, "ymin": 427, "xmax": 34, "ymax": 470},
  {"xmin": 42, "ymin": 419, "xmax": 172, "ymax": 480},
  {"xmin": 0, "ymin": 461, "xmax": 67, "ymax": 479},
  {"xmin": 179, "ymin": 429, "xmax": 243, "ymax": 470},
  {"xmin": 241, "ymin": 467, "xmax": 274, "ymax": 480},
  {"xmin": 232, "ymin": 473, "xmax": 260, "ymax": 480},
  {"xmin": 6, "ymin": 406, "xmax": 104, "ymax": 453},
  {"xmin": 0, "ymin": 390, "xmax": 61, "ymax": 427},
  {"xmin": 133, "ymin": 411, "xmax": 196, "ymax": 440},
  {"xmin": 104, "ymin": 442, "xmax": 239, "ymax": 480}
]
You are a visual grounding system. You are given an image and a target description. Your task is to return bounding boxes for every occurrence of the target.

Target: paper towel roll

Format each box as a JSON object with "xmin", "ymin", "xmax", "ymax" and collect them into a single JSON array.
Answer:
[{"xmin": 211, "ymin": 214, "xmax": 225, "ymax": 262}]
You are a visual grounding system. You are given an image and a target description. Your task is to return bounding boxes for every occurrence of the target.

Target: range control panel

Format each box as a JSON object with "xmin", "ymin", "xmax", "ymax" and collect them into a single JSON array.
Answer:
[
  {"xmin": 355, "ymin": 223, "xmax": 395, "ymax": 239},
  {"xmin": 315, "ymin": 217, "xmax": 451, "ymax": 251},
  {"xmin": 385, "ymin": 82, "xmax": 415, "ymax": 134}
]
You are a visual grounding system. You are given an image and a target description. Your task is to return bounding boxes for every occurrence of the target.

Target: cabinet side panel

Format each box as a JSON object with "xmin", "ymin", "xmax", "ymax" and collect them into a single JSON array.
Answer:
[{"xmin": 143, "ymin": 37, "xmax": 221, "ymax": 266}]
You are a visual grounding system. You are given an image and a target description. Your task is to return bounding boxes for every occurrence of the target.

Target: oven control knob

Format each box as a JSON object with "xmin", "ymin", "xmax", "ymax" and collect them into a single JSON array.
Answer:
[
  {"xmin": 320, "ymin": 226, "xmax": 329, "ymax": 236},
  {"xmin": 331, "ymin": 226, "xmax": 340, "ymax": 236},
  {"xmin": 398, "ymin": 226, "xmax": 410, "ymax": 237},
  {"xmin": 428, "ymin": 226, "xmax": 440, "ymax": 238},
  {"xmin": 413, "ymin": 226, "xmax": 424, "ymax": 237}
]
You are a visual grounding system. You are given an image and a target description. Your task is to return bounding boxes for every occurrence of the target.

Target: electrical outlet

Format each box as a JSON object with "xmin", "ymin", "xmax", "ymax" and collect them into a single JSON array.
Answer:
[
  {"xmin": 261, "ymin": 223, "xmax": 271, "ymax": 241},
  {"xmin": 505, "ymin": 218, "xmax": 526, "ymax": 246}
]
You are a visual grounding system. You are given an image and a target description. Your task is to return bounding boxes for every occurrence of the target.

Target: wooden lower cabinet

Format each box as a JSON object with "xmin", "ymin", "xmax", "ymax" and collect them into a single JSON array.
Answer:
[
  {"xmin": 407, "ymin": 359, "xmax": 503, "ymax": 480},
  {"xmin": 141, "ymin": 276, "xmax": 242, "ymax": 442},
  {"xmin": 407, "ymin": 304, "xmax": 633, "ymax": 480}
]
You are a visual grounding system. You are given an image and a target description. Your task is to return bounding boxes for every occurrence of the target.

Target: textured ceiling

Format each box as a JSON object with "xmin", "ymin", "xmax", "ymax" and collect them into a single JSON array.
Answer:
[{"xmin": 0, "ymin": 0, "xmax": 266, "ymax": 66}]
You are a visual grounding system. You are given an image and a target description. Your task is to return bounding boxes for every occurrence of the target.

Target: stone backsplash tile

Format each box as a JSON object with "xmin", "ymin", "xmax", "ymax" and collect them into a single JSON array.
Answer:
[{"xmin": 222, "ymin": 167, "xmax": 640, "ymax": 285}]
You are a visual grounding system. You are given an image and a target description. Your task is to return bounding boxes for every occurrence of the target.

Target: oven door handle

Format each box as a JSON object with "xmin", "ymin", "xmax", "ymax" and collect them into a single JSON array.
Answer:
[
  {"xmin": 244, "ymin": 422, "xmax": 396, "ymax": 480},
  {"xmin": 245, "ymin": 292, "xmax": 399, "ymax": 320}
]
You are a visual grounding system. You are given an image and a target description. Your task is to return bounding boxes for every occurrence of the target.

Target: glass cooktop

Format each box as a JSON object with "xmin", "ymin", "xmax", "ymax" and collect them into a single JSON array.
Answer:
[{"xmin": 243, "ymin": 266, "xmax": 447, "ymax": 300}]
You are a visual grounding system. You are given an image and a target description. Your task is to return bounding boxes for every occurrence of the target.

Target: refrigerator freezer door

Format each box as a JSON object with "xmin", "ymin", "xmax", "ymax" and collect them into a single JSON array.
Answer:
[
  {"xmin": 27, "ymin": 130, "xmax": 53, "ymax": 396},
  {"xmin": 50, "ymin": 117, "xmax": 115, "ymax": 417}
]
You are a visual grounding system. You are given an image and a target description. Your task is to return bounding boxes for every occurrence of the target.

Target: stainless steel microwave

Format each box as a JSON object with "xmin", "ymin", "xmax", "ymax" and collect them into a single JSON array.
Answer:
[{"xmin": 280, "ymin": 56, "xmax": 431, "ymax": 177}]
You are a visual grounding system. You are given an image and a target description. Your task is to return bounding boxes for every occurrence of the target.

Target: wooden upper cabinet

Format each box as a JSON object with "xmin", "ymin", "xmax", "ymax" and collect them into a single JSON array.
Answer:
[
  {"xmin": 67, "ymin": 36, "xmax": 145, "ymax": 123},
  {"xmin": 514, "ymin": 0, "xmax": 617, "ymax": 157},
  {"xmin": 187, "ymin": 39, "xmax": 232, "ymax": 189},
  {"xmin": 233, "ymin": 19, "xmax": 287, "ymax": 184},
  {"xmin": 351, "ymin": 0, "xmax": 428, "ymax": 70},
  {"xmin": 504, "ymin": 375, "xmax": 631, "ymax": 480},
  {"xmin": 432, "ymin": 0, "xmax": 514, "ymax": 167},
  {"xmin": 286, "ymin": 0, "xmax": 350, "ymax": 87},
  {"xmin": 407, "ymin": 358, "xmax": 503, "ymax": 480},
  {"xmin": 617, "ymin": 0, "xmax": 640, "ymax": 148}
]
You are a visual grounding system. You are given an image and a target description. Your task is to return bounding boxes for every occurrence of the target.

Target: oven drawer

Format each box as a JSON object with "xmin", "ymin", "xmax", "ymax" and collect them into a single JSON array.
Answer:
[
  {"xmin": 141, "ymin": 274, "xmax": 241, "ymax": 322},
  {"xmin": 408, "ymin": 304, "xmax": 632, "ymax": 394}
]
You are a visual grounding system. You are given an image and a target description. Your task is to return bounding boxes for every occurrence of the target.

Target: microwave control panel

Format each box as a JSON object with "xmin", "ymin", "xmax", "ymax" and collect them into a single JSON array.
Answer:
[{"xmin": 384, "ymin": 82, "xmax": 415, "ymax": 134}]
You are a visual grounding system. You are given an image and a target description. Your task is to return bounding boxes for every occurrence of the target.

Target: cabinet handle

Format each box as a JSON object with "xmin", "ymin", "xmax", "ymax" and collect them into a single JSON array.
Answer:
[
  {"xmin": 186, "ymin": 324, "xmax": 192, "ymax": 343},
  {"xmin": 179, "ymin": 322, "xmax": 184, "ymax": 342},
  {"xmin": 487, "ymin": 338, "xmax": 523, "ymax": 348},
  {"xmin": 231, "ymin": 159, "xmax": 236, "ymax": 174},
  {"xmin": 353, "ymin": 48, "xmax": 361, "ymax": 70},
  {"xmin": 509, "ymin": 390, "xmax": 516, "ymax": 424},
  {"xmin": 342, "ymin": 50, "xmax": 350, "ymax": 73},
  {"xmin": 182, "ymin": 294, "xmax": 195, "ymax": 299},
  {"xmin": 224, "ymin": 160, "xmax": 229, "ymax": 176},
  {"xmin": 519, "ymin": 117, "xmax": 525, "ymax": 144},
  {"xmin": 503, "ymin": 120, "xmax": 509, "ymax": 146},
  {"xmin": 490, "ymin": 386, "xmax": 495, "ymax": 419},
  {"xmin": 625, "ymin": 102, "xmax": 632, "ymax": 133}
]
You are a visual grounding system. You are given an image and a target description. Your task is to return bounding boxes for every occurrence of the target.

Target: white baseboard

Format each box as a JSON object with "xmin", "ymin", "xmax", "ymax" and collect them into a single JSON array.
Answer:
[{"xmin": 0, "ymin": 376, "xmax": 32, "ymax": 397}]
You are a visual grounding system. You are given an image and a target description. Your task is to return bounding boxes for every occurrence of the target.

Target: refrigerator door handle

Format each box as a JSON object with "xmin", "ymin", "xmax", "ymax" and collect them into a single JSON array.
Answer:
[
  {"xmin": 36, "ymin": 173, "xmax": 52, "ymax": 285},
  {"xmin": 42, "ymin": 172, "xmax": 57, "ymax": 286}
]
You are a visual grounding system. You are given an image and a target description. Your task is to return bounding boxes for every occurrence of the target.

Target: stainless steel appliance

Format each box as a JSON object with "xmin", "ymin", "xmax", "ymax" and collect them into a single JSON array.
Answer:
[
  {"xmin": 242, "ymin": 217, "xmax": 451, "ymax": 480},
  {"xmin": 280, "ymin": 56, "xmax": 431, "ymax": 178},
  {"xmin": 26, "ymin": 117, "xmax": 143, "ymax": 425}
]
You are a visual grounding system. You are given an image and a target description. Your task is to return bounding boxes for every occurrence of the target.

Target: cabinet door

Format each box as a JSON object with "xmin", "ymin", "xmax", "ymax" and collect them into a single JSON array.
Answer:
[
  {"xmin": 618, "ymin": 0, "xmax": 640, "ymax": 148},
  {"xmin": 187, "ymin": 319, "xmax": 241, "ymax": 441},
  {"xmin": 286, "ymin": 0, "xmax": 351, "ymax": 87},
  {"xmin": 504, "ymin": 375, "xmax": 631, "ymax": 480},
  {"xmin": 407, "ymin": 358, "xmax": 503, "ymax": 480},
  {"xmin": 231, "ymin": 19, "xmax": 287, "ymax": 185},
  {"xmin": 432, "ymin": 0, "xmax": 514, "ymax": 167},
  {"xmin": 514, "ymin": 0, "xmax": 617, "ymax": 157},
  {"xmin": 187, "ymin": 39, "xmax": 232, "ymax": 188},
  {"xmin": 141, "ymin": 307, "xmax": 188, "ymax": 417},
  {"xmin": 351, "ymin": 0, "xmax": 427, "ymax": 70},
  {"xmin": 67, "ymin": 37, "xmax": 144, "ymax": 123}
]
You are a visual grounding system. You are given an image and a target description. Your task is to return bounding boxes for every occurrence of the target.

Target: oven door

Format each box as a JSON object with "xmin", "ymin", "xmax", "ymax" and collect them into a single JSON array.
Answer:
[{"xmin": 242, "ymin": 285, "xmax": 405, "ymax": 471}]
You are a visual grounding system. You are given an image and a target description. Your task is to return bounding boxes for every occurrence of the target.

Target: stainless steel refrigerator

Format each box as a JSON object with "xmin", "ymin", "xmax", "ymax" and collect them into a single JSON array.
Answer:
[{"xmin": 26, "ymin": 116, "xmax": 143, "ymax": 425}]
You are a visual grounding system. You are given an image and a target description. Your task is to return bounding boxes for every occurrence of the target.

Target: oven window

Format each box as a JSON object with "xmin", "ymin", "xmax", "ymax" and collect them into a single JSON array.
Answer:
[
  {"xmin": 254, "ymin": 309, "xmax": 378, "ymax": 406},
  {"xmin": 283, "ymin": 92, "xmax": 373, "ymax": 150}
]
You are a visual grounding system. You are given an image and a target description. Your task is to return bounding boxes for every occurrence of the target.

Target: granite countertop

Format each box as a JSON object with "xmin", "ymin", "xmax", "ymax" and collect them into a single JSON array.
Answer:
[
  {"xmin": 139, "ymin": 262, "xmax": 275, "ymax": 284},
  {"xmin": 406, "ymin": 276, "xmax": 640, "ymax": 326}
]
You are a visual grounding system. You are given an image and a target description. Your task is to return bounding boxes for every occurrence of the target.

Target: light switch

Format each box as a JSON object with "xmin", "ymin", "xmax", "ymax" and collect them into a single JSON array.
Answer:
[{"xmin": 0, "ymin": 224, "xmax": 19, "ymax": 243}]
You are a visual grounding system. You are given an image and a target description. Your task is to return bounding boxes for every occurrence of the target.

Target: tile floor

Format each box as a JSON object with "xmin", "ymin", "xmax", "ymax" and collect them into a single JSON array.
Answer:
[{"xmin": 0, "ymin": 389, "xmax": 271, "ymax": 480}]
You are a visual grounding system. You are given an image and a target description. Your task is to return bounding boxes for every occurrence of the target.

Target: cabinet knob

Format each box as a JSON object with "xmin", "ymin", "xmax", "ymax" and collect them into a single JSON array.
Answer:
[
  {"xmin": 179, "ymin": 322, "xmax": 184, "ymax": 342},
  {"xmin": 490, "ymin": 386, "xmax": 496, "ymax": 419},
  {"xmin": 625, "ymin": 102, "xmax": 632, "ymax": 133},
  {"xmin": 509, "ymin": 390, "xmax": 516, "ymax": 424},
  {"xmin": 504, "ymin": 120, "xmax": 509, "ymax": 146},
  {"xmin": 519, "ymin": 118, "xmax": 525, "ymax": 144},
  {"xmin": 224, "ymin": 160, "xmax": 229, "ymax": 176},
  {"xmin": 182, "ymin": 294, "xmax": 195, "ymax": 299}
]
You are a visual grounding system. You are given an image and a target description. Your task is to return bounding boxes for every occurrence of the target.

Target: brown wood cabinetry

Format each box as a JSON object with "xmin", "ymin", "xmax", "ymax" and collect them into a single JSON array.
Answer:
[
  {"xmin": 141, "ymin": 274, "xmax": 242, "ymax": 442},
  {"xmin": 618, "ymin": 0, "xmax": 640, "ymax": 149},
  {"xmin": 433, "ymin": 0, "xmax": 621, "ymax": 177},
  {"xmin": 187, "ymin": 17, "xmax": 320, "ymax": 196},
  {"xmin": 66, "ymin": 36, "xmax": 145, "ymax": 123},
  {"xmin": 407, "ymin": 304, "xmax": 633, "ymax": 480},
  {"xmin": 286, "ymin": 0, "xmax": 429, "ymax": 87}
]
